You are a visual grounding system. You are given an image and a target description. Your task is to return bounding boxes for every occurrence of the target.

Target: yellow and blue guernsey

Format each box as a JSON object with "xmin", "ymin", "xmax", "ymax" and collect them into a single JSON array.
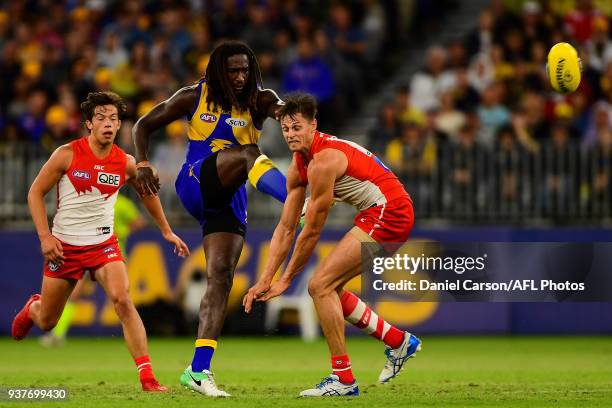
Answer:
[{"xmin": 175, "ymin": 80, "xmax": 271, "ymax": 230}]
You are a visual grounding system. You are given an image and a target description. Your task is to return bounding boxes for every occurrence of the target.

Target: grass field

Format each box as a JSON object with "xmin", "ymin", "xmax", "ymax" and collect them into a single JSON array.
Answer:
[{"xmin": 0, "ymin": 336, "xmax": 611, "ymax": 407}]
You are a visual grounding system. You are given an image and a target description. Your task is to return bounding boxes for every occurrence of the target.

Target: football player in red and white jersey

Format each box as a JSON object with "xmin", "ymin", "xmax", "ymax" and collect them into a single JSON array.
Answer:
[
  {"xmin": 243, "ymin": 93, "xmax": 421, "ymax": 397},
  {"xmin": 12, "ymin": 91, "xmax": 190, "ymax": 392}
]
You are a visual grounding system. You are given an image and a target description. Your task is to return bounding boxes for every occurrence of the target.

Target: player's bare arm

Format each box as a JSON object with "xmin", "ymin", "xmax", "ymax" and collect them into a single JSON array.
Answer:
[
  {"xmin": 259, "ymin": 149, "xmax": 347, "ymax": 301},
  {"xmin": 27, "ymin": 144, "xmax": 73, "ymax": 265},
  {"xmin": 125, "ymin": 155, "xmax": 190, "ymax": 258},
  {"xmin": 243, "ymin": 160, "xmax": 305, "ymax": 312},
  {"xmin": 255, "ymin": 88, "xmax": 284, "ymax": 123},
  {"xmin": 132, "ymin": 86, "xmax": 198, "ymax": 195}
]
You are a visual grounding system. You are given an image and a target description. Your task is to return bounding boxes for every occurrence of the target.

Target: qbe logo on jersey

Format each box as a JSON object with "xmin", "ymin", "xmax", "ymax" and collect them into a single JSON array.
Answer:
[{"xmin": 97, "ymin": 172, "xmax": 120, "ymax": 186}]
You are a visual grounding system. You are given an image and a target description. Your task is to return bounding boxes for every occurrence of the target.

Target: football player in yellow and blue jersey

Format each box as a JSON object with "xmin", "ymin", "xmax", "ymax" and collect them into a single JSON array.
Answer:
[{"xmin": 133, "ymin": 41, "xmax": 287, "ymax": 397}]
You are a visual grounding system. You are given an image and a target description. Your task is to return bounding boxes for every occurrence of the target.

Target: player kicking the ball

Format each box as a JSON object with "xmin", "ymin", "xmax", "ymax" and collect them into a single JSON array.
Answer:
[
  {"xmin": 244, "ymin": 93, "xmax": 421, "ymax": 397},
  {"xmin": 12, "ymin": 91, "xmax": 190, "ymax": 392}
]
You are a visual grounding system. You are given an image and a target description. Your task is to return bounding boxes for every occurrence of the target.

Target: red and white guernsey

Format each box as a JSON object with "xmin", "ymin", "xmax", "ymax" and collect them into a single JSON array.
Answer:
[
  {"xmin": 52, "ymin": 137, "xmax": 127, "ymax": 246},
  {"xmin": 295, "ymin": 131, "xmax": 410, "ymax": 211}
]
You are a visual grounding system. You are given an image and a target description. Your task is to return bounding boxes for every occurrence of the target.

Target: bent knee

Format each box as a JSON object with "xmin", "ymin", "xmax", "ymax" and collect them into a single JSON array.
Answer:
[
  {"xmin": 241, "ymin": 144, "xmax": 262, "ymax": 168},
  {"xmin": 110, "ymin": 293, "xmax": 134, "ymax": 313},
  {"xmin": 206, "ymin": 272, "xmax": 234, "ymax": 292},
  {"xmin": 308, "ymin": 278, "xmax": 332, "ymax": 298}
]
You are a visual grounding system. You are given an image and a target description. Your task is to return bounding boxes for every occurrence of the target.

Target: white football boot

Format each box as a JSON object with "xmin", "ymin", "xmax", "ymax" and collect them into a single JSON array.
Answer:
[{"xmin": 180, "ymin": 365, "xmax": 231, "ymax": 397}]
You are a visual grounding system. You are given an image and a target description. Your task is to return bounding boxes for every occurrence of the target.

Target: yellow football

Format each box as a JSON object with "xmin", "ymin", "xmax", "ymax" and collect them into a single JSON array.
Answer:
[{"xmin": 547, "ymin": 42, "xmax": 581, "ymax": 94}]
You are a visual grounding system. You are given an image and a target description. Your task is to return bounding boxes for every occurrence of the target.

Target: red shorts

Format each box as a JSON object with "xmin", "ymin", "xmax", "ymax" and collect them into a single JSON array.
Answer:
[
  {"xmin": 354, "ymin": 196, "xmax": 414, "ymax": 245},
  {"xmin": 43, "ymin": 235, "xmax": 124, "ymax": 280}
]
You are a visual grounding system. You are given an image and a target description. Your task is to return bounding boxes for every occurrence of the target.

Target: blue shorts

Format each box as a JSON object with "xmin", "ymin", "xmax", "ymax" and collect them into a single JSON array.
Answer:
[{"xmin": 175, "ymin": 154, "xmax": 247, "ymax": 236}]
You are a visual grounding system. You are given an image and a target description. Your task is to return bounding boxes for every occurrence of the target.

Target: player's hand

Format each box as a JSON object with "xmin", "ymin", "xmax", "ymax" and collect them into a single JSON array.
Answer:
[
  {"xmin": 136, "ymin": 166, "xmax": 161, "ymax": 196},
  {"xmin": 258, "ymin": 278, "xmax": 291, "ymax": 302},
  {"xmin": 40, "ymin": 234, "xmax": 66, "ymax": 265},
  {"xmin": 243, "ymin": 280, "xmax": 272, "ymax": 314},
  {"xmin": 162, "ymin": 231, "xmax": 190, "ymax": 258}
]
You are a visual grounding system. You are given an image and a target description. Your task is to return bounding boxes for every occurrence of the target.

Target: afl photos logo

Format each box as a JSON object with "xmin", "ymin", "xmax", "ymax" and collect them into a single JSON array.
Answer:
[
  {"xmin": 48, "ymin": 261, "xmax": 60, "ymax": 272},
  {"xmin": 97, "ymin": 172, "xmax": 120, "ymax": 186},
  {"xmin": 225, "ymin": 118, "xmax": 248, "ymax": 128}
]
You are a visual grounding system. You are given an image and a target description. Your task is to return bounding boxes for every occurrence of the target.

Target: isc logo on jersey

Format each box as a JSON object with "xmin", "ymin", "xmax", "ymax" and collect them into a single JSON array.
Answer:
[
  {"xmin": 225, "ymin": 118, "xmax": 248, "ymax": 128},
  {"xmin": 97, "ymin": 172, "xmax": 120, "ymax": 186}
]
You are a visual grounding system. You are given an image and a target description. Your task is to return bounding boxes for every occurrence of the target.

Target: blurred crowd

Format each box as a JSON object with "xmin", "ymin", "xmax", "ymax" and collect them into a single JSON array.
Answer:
[
  {"xmin": 4, "ymin": 0, "xmax": 612, "ymax": 224},
  {"xmin": 0, "ymin": 0, "xmax": 432, "ymax": 154},
  {"xmin": 368, "ymin": 0, "xmax": 612, "ymax": 221}
]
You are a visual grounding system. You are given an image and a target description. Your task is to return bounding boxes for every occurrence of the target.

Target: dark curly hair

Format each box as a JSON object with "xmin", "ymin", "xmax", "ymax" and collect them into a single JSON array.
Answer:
[
  {"xmin": 203, "ymin": 41, "xmax": 263, "ymax": 113},
  {"xmin": 80, "ymin": 91, "xmax": 127, "ymax": 122}
]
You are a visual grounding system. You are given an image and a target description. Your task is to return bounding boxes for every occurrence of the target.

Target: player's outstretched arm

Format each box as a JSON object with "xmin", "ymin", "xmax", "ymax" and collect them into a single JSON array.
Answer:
[
  {"xmin": 132, "ymin": 86, "xmax": 198, "ymax": 195},
  {"xmin": 243, "ymin": 161, "xmax": 305, "ymax": 313},
  {"xmin": 259, "ymin": 150, "xmax": 347, "ymax": 302},
  {"xmin": 28, "ymin": 145, "xmax": 73, "ymax": 265},
  {"xmin": 125, "ymin": 155, "xmax": 190, "ymax": 258}
]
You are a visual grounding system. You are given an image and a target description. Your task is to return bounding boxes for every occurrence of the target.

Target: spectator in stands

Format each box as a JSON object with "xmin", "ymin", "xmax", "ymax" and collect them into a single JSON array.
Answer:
[
  {"xmin": 273, "ymin": 29, "xmax": 297, "ymax": 71},
  {"xmin": 569, "ymin": 90, "xmax": 594, "ymax": 135},
  {"xmin": 464, "ymin": 9, "xmax": 495, "ymax": 58},
  {"xmin": 585, "ymin": 118, "xmax": 612, "ymax": 216},
  {"xmin": 521, "ymin": 91, "xmax": 550, "ymax": 142},
  {"xmin": 241, "ymin": 3, "xmax": 275, "ymax": 54},
  {"xmin": 453, "ymin": 66, "xmax": 480, "ymax": 112},
  {"xmin": 449, "ymin": 124, "xmax": 486, "ymax": 218},
  {"xmin": 96, "ymin": 32, "xmax": 129, "ymax": 70},
  {"xmin": 41, "ymin": 105, "xmax": 71, "ymax": 153},
  {"xmin": 395, "ymin": 85, "xmax": 425, "ymax": 126},
  {"xmin": 467, "ymin": 51, "xmax": 494, "ymax": 93},
  {"xmin": 520, "ymin": 1, "xmax": 550, "ymax": 49},
  {"xmin": 542, "ymin": 124, "xmax": 578, "ymax": 218},
  {"xmin": 435, "ymin": 90, "xmax": 466, "ymax": 142},
  {"xmin": 477, "ymin": 81, "xmax": 510, "ymax": 149},
  {"xmin": 385, "ymin": 122, "xmax": 436, "ymax": 207},
  {"xmin": 410, "ymin": 45, "xmax": 455, "ymax": 112},
  {"xmin": 586, "ymin": 16, "xmax": 612, "ymax": 72},
  {"xmin": 447, "ymin": 40, "xmax": 468, "ymax": 70},
  {"xmin": 17, "ymin": 89, "xmax": 48, "ymax": 142},
  {"xmin": 583, "ymin": 101, "xmax": 612, "ymax": 148},
  {"xmin": 282, "ymin": 36, "xmax": 335, "ymax": 128},
  {"xmin": 565, "ymin": 0, "xmax": 604, "ymax": 44},
  {"xmin": 325, "ymin": 3, "xmax": 366, "ymax": 65},
  {"xmin": 368, "ymin": 100, "xmax": 400, "ymax": 157},
  {"xmin": 362, "ymin": 0, "xmax": 386, "ymax": 66},
  {"xmin": 209, "ymin": 0, "xmax": 245, "ymax": 39},
  {"xmin": 40, "ymin": 43, "xmax": 68, "ymax": 89},
  {"xmin": 494, "ymin": 125, "xmax": 521, "ymax": 212}
]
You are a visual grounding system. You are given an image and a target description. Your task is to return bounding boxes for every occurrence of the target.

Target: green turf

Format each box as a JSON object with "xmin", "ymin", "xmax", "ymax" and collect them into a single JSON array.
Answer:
[{"xmin": 0, "ymin": 336, "xmax": 611, "ymax": 407}]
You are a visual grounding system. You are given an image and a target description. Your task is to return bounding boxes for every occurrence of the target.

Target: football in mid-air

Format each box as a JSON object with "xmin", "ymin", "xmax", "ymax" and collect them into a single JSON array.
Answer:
[{"xmin": 547, "ymin": 42, "xmax": 581, "ymax": 94}]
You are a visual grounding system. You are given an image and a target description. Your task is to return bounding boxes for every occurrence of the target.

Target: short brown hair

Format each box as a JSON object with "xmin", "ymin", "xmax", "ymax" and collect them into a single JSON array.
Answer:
[
  {"xmin": 277, "ymin": 92, "xmax": 318, "ymax": 121},
  {"xmin": 80, "ymin": 91, "xmax": 127, "ymax": 121}
]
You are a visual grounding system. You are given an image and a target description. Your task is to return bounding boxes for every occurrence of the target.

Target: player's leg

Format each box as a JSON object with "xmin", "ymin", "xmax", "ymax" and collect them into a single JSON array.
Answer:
[
  {"xmin": 95, "ymin": 261, "xmax": 167, "ymax": 392},
  {"xmin": 348, "ymin": 201, "xmax": 421, "ymax": 383},
  {"xmin": 216, "ymin": 144, "xmax": 286, "ymax": 202},
  {"xmin": 300, "ymin": 232, "xmax": 362, "ymax": 397},
  {"xmin": 198, "ymin": 231, "xmax": 243, "ymax": 340},
  {"xmin": 338, "ymin": 227, "xmax": 410, "ymax": 348},
  {"xmin": 40, "ymin": 279, "xmax": 84, "ymax": 347},
  {"xmin": 13, "ymin": 276, "xmax": 76, "ymax": 340},
  {"xmin": 180, "ymin": 230, "xmax": 242, "ymax": 397}
]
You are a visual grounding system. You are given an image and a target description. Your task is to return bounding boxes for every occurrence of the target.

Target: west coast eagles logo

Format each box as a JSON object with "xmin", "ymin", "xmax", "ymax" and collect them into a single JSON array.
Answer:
[
  {"xmin": 48, "ymin": 261, "xmax": 60, "ymax": 272},
  {"xmin": 209, "ymin": 139, "xmax": 233, "ymax": 152}
]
